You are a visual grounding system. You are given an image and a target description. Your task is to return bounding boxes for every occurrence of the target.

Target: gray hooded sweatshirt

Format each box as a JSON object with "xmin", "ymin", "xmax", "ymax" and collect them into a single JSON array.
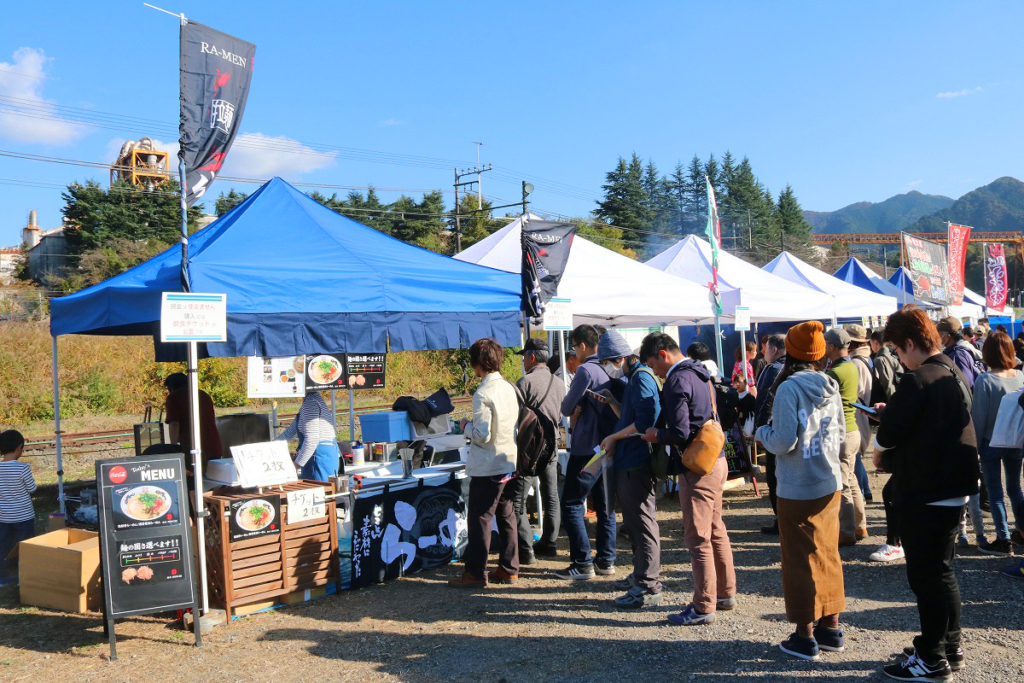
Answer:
[{"xmin": 755, "ymin": 369, "xmax": 844, "ymax": 501}]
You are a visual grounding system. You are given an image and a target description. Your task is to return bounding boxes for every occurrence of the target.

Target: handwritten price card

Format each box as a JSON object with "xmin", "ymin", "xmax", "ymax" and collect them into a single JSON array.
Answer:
[
  {"xmin": 230, "ymin": 441, "xmax": 298, "ymax": 488},
  {"xmin": 286, "ymin": 486, "xmax": 327, "ymax": 524}
]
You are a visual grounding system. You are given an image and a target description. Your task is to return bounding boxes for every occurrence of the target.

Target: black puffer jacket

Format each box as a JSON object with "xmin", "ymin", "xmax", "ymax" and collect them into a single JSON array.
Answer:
[{"xmin": 875, "ymin": 353, "xmax": 980, "ymax": 506}]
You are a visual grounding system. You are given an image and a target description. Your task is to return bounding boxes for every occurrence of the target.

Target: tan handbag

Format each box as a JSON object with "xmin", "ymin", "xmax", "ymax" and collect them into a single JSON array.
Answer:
[{"xmin": 680, "ymin": 380, "xmax": 725, "ymax": 476}]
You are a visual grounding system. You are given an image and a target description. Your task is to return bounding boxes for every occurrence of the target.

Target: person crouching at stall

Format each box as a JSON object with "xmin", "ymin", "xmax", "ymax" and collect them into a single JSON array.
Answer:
[
  {"xmin": 275, "ymin": 391, "xmax": 342, "ymax": 481},
  {"xmin": 756, "ymin": 321, "xmax": 846, "ymax": 662},
  {"xmin": 449, "ymin": 338, "xmax": 520, "ymax": 588}
]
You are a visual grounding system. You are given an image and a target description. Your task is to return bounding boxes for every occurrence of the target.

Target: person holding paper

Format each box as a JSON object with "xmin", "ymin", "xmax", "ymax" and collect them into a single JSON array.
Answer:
[
  {"xmin": 275, "ymin": 391, "xmax": 341, "ymax": 481},
  {"xmin": 164, "ymin": 372, "xmax": 222, "ymax": 473}
]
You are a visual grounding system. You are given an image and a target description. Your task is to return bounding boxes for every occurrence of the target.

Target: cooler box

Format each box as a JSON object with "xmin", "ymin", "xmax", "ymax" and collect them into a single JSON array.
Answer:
[
  {"xmin": 18, "ymin": 528, "xmax": 101, "ymax": 613},
  {"xmin": 359, "ymin": 411, "xmax": 413, "ymax": 442}
]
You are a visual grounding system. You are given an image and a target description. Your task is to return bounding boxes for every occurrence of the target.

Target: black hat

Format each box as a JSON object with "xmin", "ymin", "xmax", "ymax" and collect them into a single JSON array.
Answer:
[{"xmin": 515, "ymin": 338, "xmax": 548, "ymax": 355}]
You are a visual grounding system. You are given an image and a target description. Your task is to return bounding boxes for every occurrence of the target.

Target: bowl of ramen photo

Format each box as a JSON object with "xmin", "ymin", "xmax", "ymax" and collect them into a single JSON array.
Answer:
[
  {"xmin": 120, "ymin": 486, "xmax": 172, "ymax": 521},
  {"xmin": 293, "ymin": 356, "xmax": 305, "ymax": 374},
  {"xmin": 236, "ymin": 499, "xmax": 275, "ymax": 532},
  {"xmin": 308, "ymin": 355, "xmax": 342, "ymax": 385}
]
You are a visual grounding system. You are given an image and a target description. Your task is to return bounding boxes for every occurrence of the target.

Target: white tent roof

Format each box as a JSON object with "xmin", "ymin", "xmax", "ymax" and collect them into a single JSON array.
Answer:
[
  {"xmin": 646, "ymin": 235, "xmax": 837, "ymax": 322},
  {"xmin": 454, "ymin": 214, "xmax": 716, "ymax": 326},
  {"xmin": 962, "ymin": 285, "xmax": 1014, "ymax": 318},
  {"xmin": 763, "ymin": 251, "xmax": 898, "ymax": 319}
]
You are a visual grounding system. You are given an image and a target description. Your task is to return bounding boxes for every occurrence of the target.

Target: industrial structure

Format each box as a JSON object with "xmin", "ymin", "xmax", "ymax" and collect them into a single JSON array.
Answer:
[{"xmin": 110, "ymin": 137, "xmax": 170, "ymax": 188}]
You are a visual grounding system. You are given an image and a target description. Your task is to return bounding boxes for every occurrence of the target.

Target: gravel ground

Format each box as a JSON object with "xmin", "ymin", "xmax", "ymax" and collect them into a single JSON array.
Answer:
[{"xmin": 1, "ymin": 470, "xmax": 1022, "ymax": 683}]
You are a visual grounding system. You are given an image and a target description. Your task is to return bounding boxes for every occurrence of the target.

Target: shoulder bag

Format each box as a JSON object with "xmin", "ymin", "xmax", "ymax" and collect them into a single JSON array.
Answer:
[{"xmin": 681, "ymin": 380, "xmax": 726, "ymax": 476}]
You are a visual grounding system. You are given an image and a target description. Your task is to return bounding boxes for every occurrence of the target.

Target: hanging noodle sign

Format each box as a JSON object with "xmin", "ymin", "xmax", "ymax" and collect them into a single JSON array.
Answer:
[{"xmin": 984, "ymin": 243, "xmax": 1008, "ymax": 310}]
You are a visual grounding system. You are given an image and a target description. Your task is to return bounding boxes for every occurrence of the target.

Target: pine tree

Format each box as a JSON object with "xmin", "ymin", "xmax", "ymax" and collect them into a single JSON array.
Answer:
[
  {"xmin": 669, "ymin": 161, "xmax": 689, "ymax": 235},
  {"xmin": 215, "ymin": 189, "xmax": 249, "ymax": 216},
  {"xmin": 455, "ymin": 193, "xmax": 501, "ymax": 251},
  {"xmin": 705, "ymin": 154, "xmax": 720, "ymax": 198},
  {"xmin": 686, "ymin": 155, "xmax": 707, "ymax": 235},
  {"xmin": 595, "ymin": 154, "xmax": 650, "ymax": 248},
  {"xmin": 776, "ymin": 185, "xmax": 813, "ymax": 242}
]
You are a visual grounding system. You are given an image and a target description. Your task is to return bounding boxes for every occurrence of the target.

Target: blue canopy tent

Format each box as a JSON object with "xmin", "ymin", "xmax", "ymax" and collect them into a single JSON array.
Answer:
[
  {"xmin": 47, "ymin": 177, "xmax": 523, "ymax": 508},
  {"xmin": 834, "ymin": 257, "xmax": 937, "ymax": 309}
]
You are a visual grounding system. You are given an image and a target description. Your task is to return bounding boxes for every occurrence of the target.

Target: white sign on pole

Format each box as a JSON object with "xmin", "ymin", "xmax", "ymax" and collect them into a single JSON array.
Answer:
[
  {"xmin": 734, "ymin": 306, "xmax": 751, "ymax": 332},
  {"xmin": 247, "ymin": 355, "xmax": 306, "ymax": 398},
  {"xmin": 160, "ymin": 292, "xmax": 227, "ymax": 343},
  {"xmin": 286, "ymin": 486, "xmax": 327, "ymax": 524},
  {"xmin": 230, "ymin": 441, "xmax": 299, "ymax": 488},
  {"xmin": 543, "ymin": 298, "xmax": 573, "ymax": 331}
]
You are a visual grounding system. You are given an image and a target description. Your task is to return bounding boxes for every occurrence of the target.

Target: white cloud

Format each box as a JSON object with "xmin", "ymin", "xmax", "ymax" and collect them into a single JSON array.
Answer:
[
  {"xmin": 0, "ymin": 47, "xmax": 85, "ymax": 145},
  {"xmin": 908, "ymin": 179, "xmax": 922, "ymax": 188},
  {"xmin": 223, "ymin": 132, "xmax": 337, "ymax": 178},
  {"xmin": 378, "ymin": 118, "xmax": 406, "ymax": 127},
  {"xmin": 936, "ymin": 87, "xmax": 982, "ymax": 99}
]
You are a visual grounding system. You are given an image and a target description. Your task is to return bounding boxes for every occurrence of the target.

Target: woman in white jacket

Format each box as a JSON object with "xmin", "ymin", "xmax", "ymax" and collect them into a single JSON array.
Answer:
[
  {"xmin": 756, "ymin": 321, "xmax": 846, "ymax": 662},
  {"xmin": 448, "ymin": 338, "xmax": 520, "ymax": 589}
]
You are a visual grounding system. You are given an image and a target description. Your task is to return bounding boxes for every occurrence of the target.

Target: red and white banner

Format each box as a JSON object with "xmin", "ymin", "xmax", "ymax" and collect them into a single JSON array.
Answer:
[
  {"xmin": 984, "ymin": 243, "xmax": 1008, "ymax": 310},
  {"xmin": 947, "ymin": 223, "xmax": 971, "ymax": 306}
]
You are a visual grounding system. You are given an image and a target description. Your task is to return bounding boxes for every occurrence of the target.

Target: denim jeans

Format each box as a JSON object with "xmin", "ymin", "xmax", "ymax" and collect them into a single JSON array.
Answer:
[
  {"xmin": 0, "ymin": 518, "xmax": 35, "ymax": 580},
  {"xmin": 561, "ymin": 455, "xmax": 616, "ymax": 567},
  {"xmin": 979, "ymin": 441, "xmax": 1024, "ymax": 541},
  {"xmin": 855, "ymin": 449, "xmax": 871, "ymax": 499}
]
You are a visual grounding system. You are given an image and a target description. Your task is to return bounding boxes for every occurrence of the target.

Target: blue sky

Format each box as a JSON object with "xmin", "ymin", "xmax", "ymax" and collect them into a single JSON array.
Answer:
[{"xmin": 0, "ymin": 0, "xmax": 1021, "ymax": 245}]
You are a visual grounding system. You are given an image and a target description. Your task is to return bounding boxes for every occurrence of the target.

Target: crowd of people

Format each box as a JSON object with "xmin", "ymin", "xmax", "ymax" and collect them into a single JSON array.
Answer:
[{"xmin": 447, "ymin": 308, "xmax": 1024, "ymax": 682}]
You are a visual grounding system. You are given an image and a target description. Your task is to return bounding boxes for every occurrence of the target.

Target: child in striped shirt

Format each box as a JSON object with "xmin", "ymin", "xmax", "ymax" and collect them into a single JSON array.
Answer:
[{"xmin": 0, "ymin": 430, "xmax": 35, "ymax": 585}]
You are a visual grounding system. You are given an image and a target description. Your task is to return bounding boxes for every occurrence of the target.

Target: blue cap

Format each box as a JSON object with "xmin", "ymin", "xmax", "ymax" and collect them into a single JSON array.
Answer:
[{"xmin": 597, "ymin": 330, "xmax": 633, "ymax": 361}]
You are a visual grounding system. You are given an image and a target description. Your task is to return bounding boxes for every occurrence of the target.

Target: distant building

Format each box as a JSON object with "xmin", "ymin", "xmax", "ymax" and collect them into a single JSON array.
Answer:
[
  {"xmin": 20, "ymin": 210, "xmax": 67, "ymax": 285},
  {"xmin": 0, "ymin": 247, "xmax": 20, "ymax": 285}
]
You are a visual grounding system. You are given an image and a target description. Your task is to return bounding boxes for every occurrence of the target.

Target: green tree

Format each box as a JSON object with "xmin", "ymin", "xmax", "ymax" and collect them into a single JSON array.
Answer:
[
  {"xmin": 214, "ymin": 189, "xmax": 249, "ymax": 216},
  {"xmin": 595, "ymin": 153, "xmax": 650, "ymax": 249},
  {"xmin": 454, "ymin": 194, "xmax": 501, "ymax": 251},
  {"xmin": 62, "ymin": 179, "xmax": 202, "ymax": 256},
  {"xmin": 704, "ymin": 154, "xmax": 720, "ymax": 198},
  {"xmin": 685, "ymin": 154, "xmax": 707, "ymax": 235}
]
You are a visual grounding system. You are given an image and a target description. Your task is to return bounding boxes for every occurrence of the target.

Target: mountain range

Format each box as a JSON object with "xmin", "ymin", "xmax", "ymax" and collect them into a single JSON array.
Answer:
[{"xmin": 806, "ymin": 176, "xmax": 1024, "ymax": 235}]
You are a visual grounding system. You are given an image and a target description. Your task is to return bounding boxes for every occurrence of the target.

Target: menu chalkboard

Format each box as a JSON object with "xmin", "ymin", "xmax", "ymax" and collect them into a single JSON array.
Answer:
[
  {"xmin": 96, "ymin": 454, "xmax": 200, "ymax": 658},
  {"xmin": 903, "ymin": 233, "xmax": 951, "ymax": 304},
  {"xmin": 346, "ymin": 353, "xmax": 387, "ymax": 389}
]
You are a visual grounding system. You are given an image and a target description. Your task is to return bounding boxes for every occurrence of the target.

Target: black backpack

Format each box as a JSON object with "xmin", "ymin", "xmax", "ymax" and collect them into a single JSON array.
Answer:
[
  {"xmin": 711, "ymin": 377, "xmax": 740, "ymax": 430},
  {"xmin": 867, "ymin": 353, "xmax": 902, "ymax": 405},
  {"xmin": 513, "ymin": 376, "xmax": 558, "ymax": 477}
]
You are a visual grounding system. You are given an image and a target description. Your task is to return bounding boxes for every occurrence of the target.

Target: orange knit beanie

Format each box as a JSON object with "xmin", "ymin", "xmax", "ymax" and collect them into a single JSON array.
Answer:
[{"xmin": 786, "ymin": 320, "xmax": 826, "ymax": 362}]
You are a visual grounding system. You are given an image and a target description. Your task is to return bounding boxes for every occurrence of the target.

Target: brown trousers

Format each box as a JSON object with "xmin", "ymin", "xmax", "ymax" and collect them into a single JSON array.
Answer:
[
  {"xmin": 778, "ymin": 491, "xmax": 846, "ymax": 624},
  {"xmin": 678, "ymin": 456, "xmax": 736, "ymax": 613},
  {"xmin": 463, "ymin": 476, "xmax": 519, "ymax": 579},
  {"xmin": 839, "ymin": 430, "xmax": 867, "ymax": 539}
]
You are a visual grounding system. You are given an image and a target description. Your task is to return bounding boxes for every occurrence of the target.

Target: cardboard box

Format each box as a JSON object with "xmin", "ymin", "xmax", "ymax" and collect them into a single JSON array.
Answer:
[{"xmin": 19, "ymin": 528, "xmax": 101, "ymax": 613}]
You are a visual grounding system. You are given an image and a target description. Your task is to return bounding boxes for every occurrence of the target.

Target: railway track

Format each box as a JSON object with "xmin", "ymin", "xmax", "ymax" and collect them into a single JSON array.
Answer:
[{"xmin": 23, "ymin": 396, "xmax": 473, "ymax": 456}]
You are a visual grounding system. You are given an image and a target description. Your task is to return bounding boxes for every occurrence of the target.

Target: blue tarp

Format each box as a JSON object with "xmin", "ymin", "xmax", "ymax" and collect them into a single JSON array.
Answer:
[
  {"xmin": 834, "ymin": 258, "xmax": 936, "ymax": 308},
  {"xmin": 50, "ymin": 177, "xmax": 523, "ymax": 356}
]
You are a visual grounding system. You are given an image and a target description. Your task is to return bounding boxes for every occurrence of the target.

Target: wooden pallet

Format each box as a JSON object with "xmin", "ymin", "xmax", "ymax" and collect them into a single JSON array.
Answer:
[{"xmin": 204, "ymin": 480, "xmax": 340, "ymax": 622}]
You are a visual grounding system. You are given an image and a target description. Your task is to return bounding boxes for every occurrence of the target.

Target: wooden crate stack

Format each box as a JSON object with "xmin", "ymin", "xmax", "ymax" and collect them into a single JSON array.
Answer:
[{"xmin": 204, "ymin": 480, "xmax": 340, "ymax": 621}]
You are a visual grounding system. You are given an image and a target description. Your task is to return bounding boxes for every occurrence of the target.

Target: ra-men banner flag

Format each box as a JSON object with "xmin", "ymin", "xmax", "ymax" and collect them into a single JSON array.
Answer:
[
  {"xmin": 179, "ymin": 21, "xmax": 256, "ymax": 207},
  {"xmin": 947, "ymin": 223, "xmax": 971, "ymax": 306},
  {"xmin": 521, "ymin": 219, "xmax": 576, "ymax": 320},
  {"xmin": 984, "ymin": 243, "xmax": 1008, "ymax": 310}
]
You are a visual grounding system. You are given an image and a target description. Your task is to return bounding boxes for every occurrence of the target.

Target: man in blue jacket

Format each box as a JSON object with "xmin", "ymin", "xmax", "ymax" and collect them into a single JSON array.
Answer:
[
  {"xmin": 641, "ymin": 332, "xmax": 737, "ymax": 626},
  {"xmin": 555, "ymin": 324, "xmax": 616, "ymax": 581},
  {"xmin": 598, "ymin": 330, "xmax": 662, "ymax": 608}
]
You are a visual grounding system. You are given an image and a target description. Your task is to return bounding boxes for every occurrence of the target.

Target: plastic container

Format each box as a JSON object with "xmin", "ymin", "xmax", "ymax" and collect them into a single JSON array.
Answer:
[
  {"xmin": 351, "ymin": 442, "xmax": 365, "ymax": 466},
  {"xmin": 359, "ymin": 411, "xmax": 413, "ymax": 442}
]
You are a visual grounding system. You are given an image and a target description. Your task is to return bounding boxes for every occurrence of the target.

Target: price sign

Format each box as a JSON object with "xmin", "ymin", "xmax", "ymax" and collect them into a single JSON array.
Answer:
[
  {"xmin": 230, "ymin": 441, "xmax": 298, "ymax": 488},
  {"xmin": 734, "ymin": 306, "xmax": 751, "ymax": 332},
  {"xmin": 542, "ymin": 298, "xmax": 573, "ymax": 331},
  {"xmin": 287, "ymin": 486, "xmax": 326, "ymax": 524},
  {"xmin": 160, "ymin": 292, "xmax": 227, "ymax": 343}
]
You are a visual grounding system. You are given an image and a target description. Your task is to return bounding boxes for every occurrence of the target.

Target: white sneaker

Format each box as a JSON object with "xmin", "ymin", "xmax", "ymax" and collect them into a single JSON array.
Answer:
[{"xmin": 869, "ymin": 543, "xmax": 905, "ymax": 562}]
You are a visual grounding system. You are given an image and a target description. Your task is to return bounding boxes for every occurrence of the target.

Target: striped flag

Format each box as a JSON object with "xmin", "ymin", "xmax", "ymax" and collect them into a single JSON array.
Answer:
[{"xmin": 706, "ymin": 177, "xmax": 723, "ymax": 314}]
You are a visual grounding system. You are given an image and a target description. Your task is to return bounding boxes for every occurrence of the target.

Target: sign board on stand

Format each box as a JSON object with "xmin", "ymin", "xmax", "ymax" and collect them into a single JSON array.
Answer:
[
  {"xmin": 542, "ymin": 298, "xmax": 573, "ymax": 331},
  {"xmin": 734, "ymin": 306, "xmax": 751, "ymax": 332},
  {"xmin": 305, "ymin": 353, "xmax": 349, "ymax": 391},
  {"xmin": 96, "ymin": 453, "xmax": 201, "ymax": 657},
  {"xmin": 286, "ymin": 486, "xmax": 327, "ymax": 524},
  {"xmin": 247, "ymin": 355, "xmax": 306, "ymax": 398},
  {"xmin": 230, "ymin": 441, "xmax": 299, "ymax": 489},
  {"xmin": 228, "ymin": 495, "xmax": 282, "ymax": 542},
  {"xmin": 902, "ymin": 233, "xmax": 951, "ymax": 305},
  {"xmin": 160, "ymin": 293, "xmax": 227, "ymax": 342},
  {"xmin": 346, "ymin": 354, "xmax": 387, "ymax": 389}
]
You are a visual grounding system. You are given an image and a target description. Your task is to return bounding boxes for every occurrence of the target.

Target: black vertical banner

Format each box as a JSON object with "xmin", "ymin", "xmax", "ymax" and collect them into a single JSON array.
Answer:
[
  {"xmin": 521, "ymin": 219, "xmax": 576, "ymax": 320},
  {"xmin": 179, "ymin": 21, "xmax": 256, "ymax": 207}
]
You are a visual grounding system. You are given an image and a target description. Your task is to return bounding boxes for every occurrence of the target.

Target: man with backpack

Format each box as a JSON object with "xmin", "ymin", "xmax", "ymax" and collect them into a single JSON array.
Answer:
[
  {"xmin": 870, "ymin": 330, "xmax": 903, "ymax": 404},
  {"xmin": 642, "ymin": 332, "xmax": 737, "ymax": 625},
  {"xmin": 514, "ymin": 338, "xmax": 565, "ymax": 561},
  {"xmin": 555, "ymin": 324, "xmax": 617, "ymax": 581},
  {"xmin": 596, "ymin": 331, "xmax": 662, "ymax": 608},
  {"xmin": 825, "ymin": 327, "xmax": 868, "ymax": 546},
  {"xmin": 936, "ymin": 317, "xmax": 985, "ymax": 389}
]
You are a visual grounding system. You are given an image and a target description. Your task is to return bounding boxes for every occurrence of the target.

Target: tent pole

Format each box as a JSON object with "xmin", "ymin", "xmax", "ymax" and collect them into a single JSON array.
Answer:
[
  {"xmin": 558, "ymin": 330, "xmax": 571, "ymax": 451},
  {"xmin": 187, "ymin": 341, "xmax": 210, "ymax": 614},
  {"xmin": 330, "ymin": 391, "xmax": 337, "ymax": 429},
  {"xmin": 713, "ymin": 315, "xmax": 724, "ymax": 379},
  {"xmin": 51, "ymin": 335, "xmax": 65, "ymax": 515},
  {"xmin": 348, "ymin": 388, "xmax": 356, "ymax": 442}
]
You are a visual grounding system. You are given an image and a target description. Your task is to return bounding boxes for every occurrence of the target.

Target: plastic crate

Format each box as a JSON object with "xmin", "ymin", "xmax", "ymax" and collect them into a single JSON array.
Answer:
[{"xmin": 359, "ymin": 411, "xmax": 413, "ymax": 442}]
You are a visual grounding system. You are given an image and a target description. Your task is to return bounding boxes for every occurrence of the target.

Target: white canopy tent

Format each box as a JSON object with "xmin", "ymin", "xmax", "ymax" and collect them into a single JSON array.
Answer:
[
  {"xmin": 763, "ymin": 251, "xmax": 898, "ymax": 320},
  {"xmin": 963, "ymin": 285, "xmax": 1015, "ymax": 319},
  {"xmin": 646, "ymin": 235, "xmax": 838, "ymax": 322},
  {"xmin": 455, "ymin": 214, "xmax": 717, "ymax": 326}
]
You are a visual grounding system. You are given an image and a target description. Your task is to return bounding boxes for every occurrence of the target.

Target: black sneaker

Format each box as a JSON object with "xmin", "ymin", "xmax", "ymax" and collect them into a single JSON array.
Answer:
[
  {"xmin": 594, "ymin": 561, "xmax": 616, "ymax": 576},
  {"xmin": 903, "ymin": 646, "xmax": 964, "ymax": 672},
  {"xmin": 760, "ymin": 522, "xmax": 780, "ymax": 536},
  {"xmin": 779, "ymin": 632, "xmax": 819, "ymax": 661},
  {"xmin": 532, "ymin": 542, "xmax": 558, "ymax": 558},
  {"xmin": 1009, "ymin": 529, "xmax": 1024, "ymax": 547},
  {"xmin": 813, "ymin": 624, "xmax": 845, "ymax": 652},
  {"xmin": 883, "ymin": 652, "xmax": 953, "ymax": 681},
  {"xmin": 978, "ymin": 538, "xmax": 1014, "ymax": 556},
  {"xmin": 553, "ymin": 563, "xmax": 595, "ymax": 581}
]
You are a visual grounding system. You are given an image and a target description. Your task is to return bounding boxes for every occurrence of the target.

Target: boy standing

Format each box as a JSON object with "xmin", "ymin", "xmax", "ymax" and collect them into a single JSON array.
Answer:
[{"xmin": 0, "ymin": 430, "xmax": 35, "ymax": 585}]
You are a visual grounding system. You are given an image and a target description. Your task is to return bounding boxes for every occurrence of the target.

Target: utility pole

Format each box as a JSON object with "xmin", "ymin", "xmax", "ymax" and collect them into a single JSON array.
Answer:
[
  {"xmin": 747, "ymin": 209, "xmax": 752, "ymax": 251},
  {"xmin": 453, "ymin": 164, "xmax": 492, "ymax": 252},
  {"xmin": 522, "ymin": 181, "xmax": 534, "ymax": 216},
  {"xmin": 472, "ymin": 142, "xmax": 484, "ymax": 209}
]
